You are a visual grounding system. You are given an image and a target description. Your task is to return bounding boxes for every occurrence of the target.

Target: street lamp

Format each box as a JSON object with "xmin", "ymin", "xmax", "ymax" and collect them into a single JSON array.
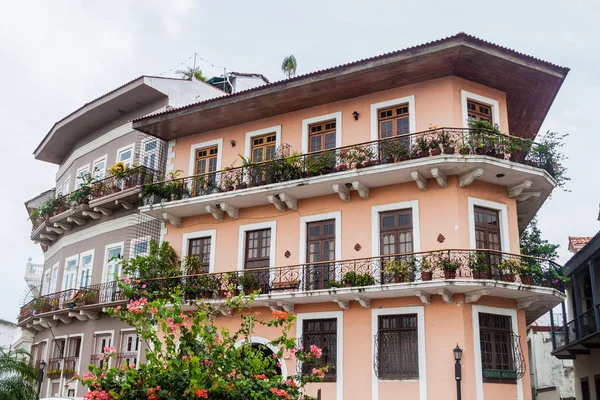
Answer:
[
  {"xmin": 38, "ymin": 359, "xmax": 46, "ymax": 398},
  {"xmin": 453, "ymin": 344, "xmax": 463, "ymax": 400}
]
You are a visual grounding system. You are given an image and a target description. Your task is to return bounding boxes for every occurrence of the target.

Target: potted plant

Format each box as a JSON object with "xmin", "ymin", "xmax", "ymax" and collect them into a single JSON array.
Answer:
[
  {"xmin": 222, "ymin": 175, "xmax": 235, "ymax": 192},
  {"xmin": 498, "ymin": 258, "xmax": 520, "ymax": 282},
  {"xmin": 416, "ymin": 136, "xmax": 430, "ymax": 158},
  {"xmin": 110, "ymin": 162, "xmax": 130, "ymax": 180},
  {"xmin": 142, "ymin": 184, "xmax": 162, "ymax": 205},
  {"xmin": 429, "ymin": 136, "xmax": 442, "ymax": 156},
  {"xmin": 221, "ymin": 272, "xmax": 240, "ymax": 297},
  {"xmin": 328, "ymin": 280, "xmax": 343, "ymax": 289},
  {"xmin": 519, "ymin": 261, "xmax": 542, "ymax": 285},
  {"xmin": 470, "ymin": 251, "xmax": 488, "ymax": 279},
  {"xmin": 438, "ymin": 253, "xmax": 459, "ymax": 279},
  {"xmin": 419, "ymin": 256, "xmax": 434, "ymax": 281},
  {"xmin": 456, "ymin": 142, "xmax": 471, "ymax": 156},
  {"xmin": 239, "ymin": 272, "xmax": 260, "ymax": 295},
  {"xmin": 383, "ymin": 258, "xmax": 414, "ymax": 283},
  {"xmin": 47, "ymin": 368, "xmax": 62, "ymax": 379},
  {"xmin": 439, "ymin": 130, "xmax": 456, "ymax": 154},
  {"xmin": 355, "ymin": 273, "xmax": 375, "ymax": 287},
  {"xmin": 341, "ymin": 271, "xmax": 358, "ymax": 287},
  {"xmin": 198, "ymin": 274, "xmax": 219, "ymax": 299}
]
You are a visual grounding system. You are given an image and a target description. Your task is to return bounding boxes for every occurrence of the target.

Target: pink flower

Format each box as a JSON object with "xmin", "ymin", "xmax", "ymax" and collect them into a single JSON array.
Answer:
[
  {"xmin": 312, "ymin": 368, "xmax": 325, "ymax": 377},
  {"xmin": 309, "ymin": 345, "xmax": 322, "ymax": 359}
]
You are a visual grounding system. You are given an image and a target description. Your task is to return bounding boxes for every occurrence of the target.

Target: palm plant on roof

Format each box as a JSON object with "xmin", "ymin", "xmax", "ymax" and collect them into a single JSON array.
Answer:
[
  {"xmin": 281, "ymin": 55, "xmax": 297, "ymax": 78},
  {"xmin": 176, "ymin": 66, "xmax": 206, "ymax": 81}
]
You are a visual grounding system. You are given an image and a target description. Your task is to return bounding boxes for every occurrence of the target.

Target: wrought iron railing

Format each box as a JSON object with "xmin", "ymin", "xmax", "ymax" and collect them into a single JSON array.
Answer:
[
  {"xmin": 62, "ymin": 356, "xmax": 78, "ymax": 379},
  {"xmin": 116, "ymin": 352, "xmax": 138, "ymax": 368},
  {"xmin": 18, "ymin": 249, "xmax": 564, "ymax": 323},
  {"xmin": 47, "ymin": 357, "xmax": 62, "ymax": 379},
  {"xmin": 30, "ymin": 166, "xmax": 160, "ymax": 233},
  {"xmin": 140, "ymin": 127, "xmax": 554, "ymax": 206},
  {"xmin": 553, "ymin": 306, "xmax": 600, "ymax": 350}
]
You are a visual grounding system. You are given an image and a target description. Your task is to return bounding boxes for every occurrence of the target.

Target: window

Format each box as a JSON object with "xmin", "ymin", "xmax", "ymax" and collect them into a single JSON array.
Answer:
[
  {"xmin": 62, "ymin": 176, "xmax": 71, "ymax": 195},
  {"xmin": 467, "ymin": 100, "xmax": 493, "ymax": 124},
  {"xmin": 479, "ymin": 313, "xmax": 517, "ymax": 382},
  {"xmin": 75, "ymin": 165, "xmax": 90, "ymax": 189},
  {"xmin": 93, "ymin": 157, "xmax": 107, "ymax": 181},
  {"xmin": 67, "ymin": 336, "xmax": 81, "ymax": 358},
  {"xmin": 142, "ymin": 139, "xmax": 159, "ymax": 170},
  {"xmin": 78, "ymin": 251, "xmax": 93, "ymax": 288},
  {"xmin": 580, "ymin": 377, "xmax": 590, "ymax": 400},
  {"xmin": 250, "ymin": 133, "xmax": 277, "ymax": 162},
  {"xmin": 305, "ymin": 220, "xmax": 336, "ymax": 290},
  {"xmin": 104, "ymin": 245, "xmax": 122, "ymax": 282},
  {"xmin": 188, "ymin": 237, "xmax": 211, "ymax": 274},
  {"xmin": 301, "ymin": 318, "xmax": 337, "ymax": 381},
  {"xmin": 63, "ymin": 257, "xmax": 78, "ymax": 290},
  {"xmin": 91, "ymin": 333, "xmax": 112, "ymax": 368},
  {"xmin": 594, "ymin": 374, "xmax": 600, "ymax": 400},
  {"xmin": 376, "ymin": 314, "xmax": 419, "ymax": 379},
  {"xmin": 49, "ymin": 264, "xmax": 59, "ymax": 293},
  {"xmin": 52, "ymin": 338, "xmax": 66, "ymax": 358},
  {"xmin": 308, "ymin": 120, "xmax": 336, "ymax": 152},
  {"xmin": 117, "ymin": 145, "xmax": 134, "ymax": 168},
  {"xmin": 131, "ymin": 238, "xmax": 150, "ymax": 258},
  {"xmin": 474, "ymin": 207, "xmax": 501, "ymax": 250},
  {"xmin": 194, "ymin": 146, "xmax": 219, "ymax": 175},
  {"xmin": 244, "ymin": 229, "xmax": 271, "ymax": 269},
  {"xmin": 380, "ymin": 209, "xmax": 413, "ymax": 255},
  {"xmin": 118, "ymin": 331, "xmax": 140, "ymax": 367},
  {"xmin": 42, "ymin": 270, "xmax": 51, "ymax": 296},
  {"xmin": 378, "ymin": 104, "xmax": 410, "ymax": 139}
]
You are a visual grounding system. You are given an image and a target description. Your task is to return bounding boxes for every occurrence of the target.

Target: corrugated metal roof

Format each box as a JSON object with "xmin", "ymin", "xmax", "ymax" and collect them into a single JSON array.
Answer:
[{"xmin": 133, "ymin": 32, "xmax": 569, "ymax": 123}]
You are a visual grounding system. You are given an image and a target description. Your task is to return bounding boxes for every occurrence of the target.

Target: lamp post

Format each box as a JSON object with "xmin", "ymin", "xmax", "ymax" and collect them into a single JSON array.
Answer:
[
  {"xmin": 37, "ymin": 359, "xmax": 46, "ymax": 399},
  {"xmin": 453, "ymin": 344, "xmax": 463, "ymax": 400}
]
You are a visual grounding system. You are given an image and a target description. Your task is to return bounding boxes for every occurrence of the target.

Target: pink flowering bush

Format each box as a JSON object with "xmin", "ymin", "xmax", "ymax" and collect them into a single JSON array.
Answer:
[{"xmin": 76, "ymin": 242, "xmax": 329, "ymax": 399}]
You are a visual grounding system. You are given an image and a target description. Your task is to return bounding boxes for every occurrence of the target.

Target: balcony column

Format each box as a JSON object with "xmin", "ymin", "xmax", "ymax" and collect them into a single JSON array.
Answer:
[
  {"xmin": 549, "ymin": 308, "xmax": 556, "ymax": 351},
  {"xmin": 572, "ymin": 272, "xmax": 584, "ymax": 339},
  {"xmin": 561, "ymin": 299, "xmax": 569, "ymax": 345},
  {"xmin": 589, "ymin": 260, "xmax": 600, "ymax": 330}
]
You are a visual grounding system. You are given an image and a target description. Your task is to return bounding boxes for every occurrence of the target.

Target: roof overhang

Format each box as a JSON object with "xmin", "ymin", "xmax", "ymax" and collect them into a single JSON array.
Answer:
[
  {"xmin": 34, "ymin": 77, "xmax": 171, "ymax": 164},
  {"xmin": 564, "ymin": 231, "xmax": 600, "ymax": 276},
  {"xmin": 133, "ymin": 33, "xmax": 569, "ymax": 141}
]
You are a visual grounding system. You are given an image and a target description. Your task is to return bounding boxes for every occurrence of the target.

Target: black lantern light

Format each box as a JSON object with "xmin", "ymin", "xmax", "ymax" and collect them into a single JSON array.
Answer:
[
  {"xmin": 38, "ymin": 359, "xmax": 46, "ymax": 397},
  {"xmin": 453, "ymin": 344, "xmax": 462, "ymax": 400},
  {"xmin": 352, "ymin": 111, "xmax": 359, "ymax": 121}
]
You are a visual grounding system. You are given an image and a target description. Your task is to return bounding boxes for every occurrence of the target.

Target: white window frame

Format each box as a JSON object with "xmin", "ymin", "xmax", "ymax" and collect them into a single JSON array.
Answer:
[
  {"xmin": 468, "ymin": 197, "xmax": 510, "ymax": 252},
  {"xmin": 299, "ymin": 211, "xmax": 342, "ymax": 286},
  {"xmin": 130, "ymin": 236, "xmax": 151, "ymax": 259},
  {"xmin": 371, "ymin": 306, "xmax": 426, "ymax": 400},
  {"xmin": 77, "ymin": 249, "xmax": 94, "ymax": 288},
  {"xmin": 75, "ymin": 164, "xmax": 90, "ymax": 189},
  {"xmin": 92, "ymin": 154, "xmax": 108, "ymax": 181},
  {"xmin": 63, "ymin": 255, "xmax": 78, "ymax": 291},
  {"xmin": 461, "ymin": 90, "xmax": 501, "ymax": 129},
  {"xmin": 141, "ymin": 137, "xmax": 160, "ymax": 171},
  {"xmin": 370, "ymin": 95, "xmax": 416, "ymax": 141},
  {"xmin": 237, "ymin": 221, "xmax": 277, "ymax": 271},
  {"xmin": 296, "ymin": 311, "xmax": 344, "ymax": 400},
  {"xmin": 42, "ymin": 269, "xmax": 51, "ymax": 296},
  {"xmin": 244, "ymin": 125, "xmax": 282, "ymax": 161},
  {"xmin": 102, "ymin": 242, "xmax": 124, "ymax": 283},
  {"xmin": 181, "ymin": 229, "xmax": 217, "ymax": 273},
  {"xmin": 119, "ymin": 328, "xmax": 141, "ymax": 367},
  {"xmin": 49, "ymin": 263, "xmax": 59, "ymax": 293},
  {"xmin": 371, "ymin": 201, "xmax": 421, "ymax": 257},
  {"xmin": 188, "ymin": 138, "xmax": 223, "ymax": 176},
  {"xmin": 472, "ymin": 305, "xmax": 523, "ymax": 400},
  {"xmin": 301, "ymin": 112, "xmax": 342, "ymax": 153},
  {"xmin": 62, "ymin": 176, "xmax": 71, "ymax": 195},
  {"xmin": 116, "ymin": 143, "xmax": 135, "ymax": 167},
  {"xmin": 92, "ymin": 330, "xmax": 115, "ymax": 368}
]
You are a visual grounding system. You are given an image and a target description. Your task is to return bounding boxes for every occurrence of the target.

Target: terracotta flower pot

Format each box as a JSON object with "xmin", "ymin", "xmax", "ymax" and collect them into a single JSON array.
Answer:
[
  {"xmin": 394, "ymin": 275, "xmax": 410, "ymax": 283},
  {"xmin": 421, "ymin": 271, "xmax": 433, "ymax": 281},
  {"xmin": 430, "ymin": 148, "xmax": 442, "ymax": 156},
  {"xmin": 520, "ymin": 275, "xmax": 533, "ymax": 285},
  {"xmin": 472, "ymin": 271, "xmax": 485, "ymax": 279},
  {"xmin": 502, "ymin": 274, "xmax": 516, "ymax": 282},
  {"xmin": 418, "ymin": 151, "xmax": 430, "ymax": 158},
  {"xmin": 444, "ymin": 271, "xmax": 456, "ymax": 279},
  {"xmin": 443, "ymin": 146, "xmax": 455, "ymax": 154}
]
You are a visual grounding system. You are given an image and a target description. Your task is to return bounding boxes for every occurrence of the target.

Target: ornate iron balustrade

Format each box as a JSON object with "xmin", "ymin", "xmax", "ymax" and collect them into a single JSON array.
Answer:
[
  {"xmin": 116, "ymin": 352, "xmax": 138, "ymax": 368},
  {"xmin": 141, "ymin": 127, "xmax": 554, "ymax": 206},
  {"xmin": 30, "ymin": 166, "xmax": 159, "ymax": 232},
  {"xmin": 47, "ymin": 357, "xmax": 62, "ymax": 379},
  {"xmin": 131, "ymin": 249, "xmax": 565, "ymax": 300},
  {"xmin": 62, "ymin": 356, "xmax": 79, "ymax": 378},
  {"xmin": 18, "ymin": 249, "xmax": 564, "ymax": 323}
]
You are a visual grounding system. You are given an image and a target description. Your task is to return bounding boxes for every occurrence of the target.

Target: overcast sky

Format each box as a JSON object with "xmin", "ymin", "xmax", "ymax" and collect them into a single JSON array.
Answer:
[{"xmin": 0, "ymin": 1, "xmax": 598, "ymax": 322}]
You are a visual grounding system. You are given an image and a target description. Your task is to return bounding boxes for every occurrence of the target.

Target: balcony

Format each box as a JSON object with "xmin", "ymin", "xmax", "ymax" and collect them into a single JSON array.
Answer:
[
  {"xmin": 138, "ymin": 128, "xmax": 559, "ymax": 230},
  {"xmin": 18, "ymin": 249, "xmax": 565, "ymax": 327},
  {"xmin": 30, "ymin": 166, "xmax": 159, "ymax": 245},
  {"xmin": 46, "ymin": 356, "xmax": 78, "ymax": 379},
  {"xmin": 552, "ymin": 304, "xmax": 600, "ymax": 359}
]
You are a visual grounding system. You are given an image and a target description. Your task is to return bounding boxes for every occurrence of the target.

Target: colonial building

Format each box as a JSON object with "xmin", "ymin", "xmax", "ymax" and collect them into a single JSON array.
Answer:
[
  {"xmin": 552, "ymin": 233, "xmax": 600, "ymax": 399},
  {"xmin": 21, "ymin": 33, "xmax": 570, "ymax": 400},
  {"xmin": 20, "ymin": 76, "xmax": 224, "ymax": 398}
]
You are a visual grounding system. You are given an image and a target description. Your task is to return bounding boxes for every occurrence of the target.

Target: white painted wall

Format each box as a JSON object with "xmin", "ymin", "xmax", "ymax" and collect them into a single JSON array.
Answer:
[
  {"xmin": 528, "ymin": 328, "xmax": 575, "ymax": 399},
  {"xmin": 0, "ymin": 321, "xmax": 17, "ymax": 348}
]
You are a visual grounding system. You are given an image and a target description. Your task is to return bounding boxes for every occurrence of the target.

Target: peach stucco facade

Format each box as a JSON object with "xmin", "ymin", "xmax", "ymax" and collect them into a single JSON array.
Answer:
[{"xmin": 154, "ymin": 74, "xmax": 541, "ymax": 400}]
